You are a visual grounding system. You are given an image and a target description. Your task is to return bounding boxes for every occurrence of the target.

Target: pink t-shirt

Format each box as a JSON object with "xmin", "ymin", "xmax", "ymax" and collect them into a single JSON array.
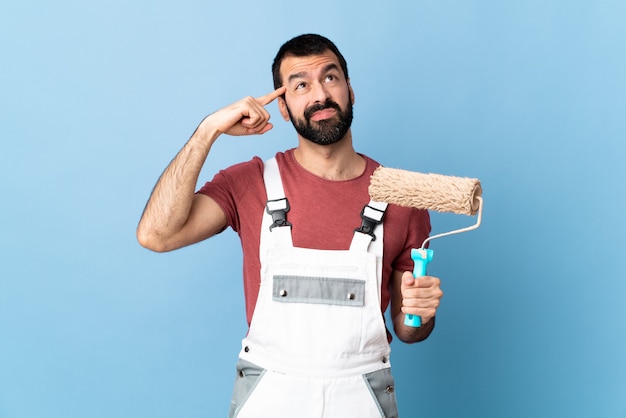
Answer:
[{"xmin": 198, "ymin": 149, "xmax": 431, "ymax": 329}]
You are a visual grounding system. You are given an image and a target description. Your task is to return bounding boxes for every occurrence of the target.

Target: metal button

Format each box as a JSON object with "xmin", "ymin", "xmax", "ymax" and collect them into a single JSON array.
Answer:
[
  {"xmin": 279, "ymin": 289, "xmax": 288, "ymax": 297},
  {"xmin": 385, "ymin": 386, "xmax": 394, "ymax": 394},
  {"xmin": 347, "ymin": 293, "xmax": 355, "ymax": 300},
  {"xmin": 382, "ymin": 357, "xmax": 388, "ymax": 363}
]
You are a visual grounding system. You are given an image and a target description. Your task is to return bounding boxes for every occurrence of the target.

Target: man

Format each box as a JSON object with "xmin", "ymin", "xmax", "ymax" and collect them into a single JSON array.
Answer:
[{"xmin": 137, "ymin": 34, "xmax": 443, "ymax": 418}]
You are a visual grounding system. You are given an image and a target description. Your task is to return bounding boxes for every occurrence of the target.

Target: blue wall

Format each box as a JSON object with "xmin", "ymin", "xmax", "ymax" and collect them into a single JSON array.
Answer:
[{"xmin": 2, "ymin": 1, "xmax": 624, "ymax": 417}]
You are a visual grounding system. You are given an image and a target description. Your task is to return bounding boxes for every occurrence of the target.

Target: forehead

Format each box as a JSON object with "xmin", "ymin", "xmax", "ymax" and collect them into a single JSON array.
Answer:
[{"xmin": 280, "ymin": 50, "xmax": 343, "ymax": 82}]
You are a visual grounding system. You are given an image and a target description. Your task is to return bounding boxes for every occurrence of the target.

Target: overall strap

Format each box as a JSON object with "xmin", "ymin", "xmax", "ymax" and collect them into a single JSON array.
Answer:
[
  {"xmin": 262, "ymin": 157, "xmax": 293, "ymax": 247},
  {"xmin": 350, "ymin": 200, "xmax": 387, "ymax": 255}
]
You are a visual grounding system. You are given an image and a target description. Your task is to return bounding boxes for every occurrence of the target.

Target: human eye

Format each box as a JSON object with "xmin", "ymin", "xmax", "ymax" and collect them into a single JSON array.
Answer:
[
  {"xmin": 290, "ymin": 78, "xmax": 308, "ymax": 92},
  {"xmin": 325, "ymin": 73, "xmax": 338, "ymax": 83}
]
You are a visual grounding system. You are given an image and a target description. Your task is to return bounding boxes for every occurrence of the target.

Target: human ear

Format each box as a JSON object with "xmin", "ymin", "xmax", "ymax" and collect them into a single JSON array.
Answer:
[
  {"xmin": 347, "ymin": 79, "xmax": 355, "ymax": 105},
  {"xmin": 278, "ymin": 96, "xmax": 290, "ymax": 121}
]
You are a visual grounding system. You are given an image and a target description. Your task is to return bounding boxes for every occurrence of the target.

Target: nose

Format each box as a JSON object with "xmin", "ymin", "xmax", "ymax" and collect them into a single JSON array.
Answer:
[{"xmin": 310, "ymin": 80, "xmax": 330, "ymax": 103}]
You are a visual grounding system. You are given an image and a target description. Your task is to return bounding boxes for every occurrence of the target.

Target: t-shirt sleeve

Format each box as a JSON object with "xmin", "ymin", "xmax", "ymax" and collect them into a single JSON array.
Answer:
[
  {"xmin": 196, "ymin": 157, "xmax": 264, "ymax": 233},
  {"xmin": 392, "ymin": 208, "xmax": 431, "ymax": 273}
]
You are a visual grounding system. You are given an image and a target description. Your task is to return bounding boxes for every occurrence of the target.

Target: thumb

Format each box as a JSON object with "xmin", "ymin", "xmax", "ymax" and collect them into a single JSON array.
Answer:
[
  {"xmin": 402, "ymin": 271, "xmax": 416, "ymax": 289},
  {"xmin": 247, "ymin": 122, "xmax": 274, "ymax": 135}
]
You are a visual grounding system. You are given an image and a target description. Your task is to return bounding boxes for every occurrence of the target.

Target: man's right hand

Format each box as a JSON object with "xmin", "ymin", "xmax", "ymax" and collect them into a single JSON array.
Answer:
[
  {"xmin": 203, "ymin": 86, "xmax": 286, "ymax": 137},
  {"xmin": 137, "ymin": 86, "xmax": 287, "ymax": 252}
]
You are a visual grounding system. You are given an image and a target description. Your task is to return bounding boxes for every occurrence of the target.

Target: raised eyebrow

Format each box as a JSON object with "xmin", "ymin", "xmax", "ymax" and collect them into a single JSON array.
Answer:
[
  {"xmin": 321, "ymin": 63, "xmax": 341, "ymax": 76},
  {"xmin": 287, "ymin": 64, "xmax": 342, "ymax": 84},
  {"xmin": 288, "ymin": 71, "xmax": 308, "ymax": 84}
]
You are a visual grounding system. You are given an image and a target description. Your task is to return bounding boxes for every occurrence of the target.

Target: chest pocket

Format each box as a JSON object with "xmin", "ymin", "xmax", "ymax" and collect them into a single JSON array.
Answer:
[{"xmin": 273, "ymin": 275, "xmax": 365, "ymax": 307}]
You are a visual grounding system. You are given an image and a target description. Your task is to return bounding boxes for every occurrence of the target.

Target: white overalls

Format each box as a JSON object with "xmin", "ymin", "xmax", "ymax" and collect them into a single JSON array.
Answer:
[{"xmin": 229, "ymin": 158, "xmax": 398, "ymax": 418}]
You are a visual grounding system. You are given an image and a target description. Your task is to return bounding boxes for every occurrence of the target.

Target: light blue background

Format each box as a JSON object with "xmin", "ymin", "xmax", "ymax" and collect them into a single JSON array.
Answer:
[{"xmin": 2, "ymin": 1, "xmax": 625, "ymax": 417}]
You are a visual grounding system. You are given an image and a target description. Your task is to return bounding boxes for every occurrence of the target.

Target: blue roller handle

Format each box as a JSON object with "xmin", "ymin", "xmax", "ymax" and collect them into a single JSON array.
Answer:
[{"xmin": 404, "ymin": 248, "xmax": 435, "ymax": 327}]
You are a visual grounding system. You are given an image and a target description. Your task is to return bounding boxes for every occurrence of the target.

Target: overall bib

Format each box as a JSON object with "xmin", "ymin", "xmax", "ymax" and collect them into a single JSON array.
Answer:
[{"xmin": 229, "ymin": 158, "xmax": 398, "ymax": 418}]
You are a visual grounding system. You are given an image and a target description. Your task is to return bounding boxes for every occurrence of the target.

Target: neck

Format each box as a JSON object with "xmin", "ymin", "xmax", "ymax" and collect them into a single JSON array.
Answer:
[{"xmin": 293, "ymin": 131, "xmax": 365, "ymax": 180}]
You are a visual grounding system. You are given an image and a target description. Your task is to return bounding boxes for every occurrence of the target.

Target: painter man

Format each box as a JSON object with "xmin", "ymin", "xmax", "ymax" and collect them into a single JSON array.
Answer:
[{"xmin": 137, "ymin": 34, "xmax": 443, "ymax": 417}]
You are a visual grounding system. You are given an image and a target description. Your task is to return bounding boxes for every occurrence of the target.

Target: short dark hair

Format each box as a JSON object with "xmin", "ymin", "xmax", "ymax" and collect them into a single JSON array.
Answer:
[{"xmin": 272, "ymin": 34, "xmax": 349, "ymax": 90}]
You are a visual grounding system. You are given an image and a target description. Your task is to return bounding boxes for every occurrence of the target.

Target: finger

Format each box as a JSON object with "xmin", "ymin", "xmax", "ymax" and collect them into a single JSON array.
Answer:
[
  {"xmin": 239, "ymin": 99, "xmax": 271, "ymax": 128},
  {"xmin": 257, "ymin": 123, "xmax": 274, "ymax": 135},
  {"xmin": 413, "ymin": 275, "xmax": 440, "ymax": 288},
  {"xmin": 402, "ymin": 278, "xmax": 443, "ymax": 299},
  {"xmin": 246, "ymin": 122, "xmax": 274, "ymax": 136},
  {"xmin": 401, "ymin": 293, "xmax": 441, "ymax": 311},
  {"xmin": 240, "ymin": 111, "xmax": 268, "ymax": 129},
  {"xmin": 257, "ymin": 86, "xmax": 286, "ymax": 106}
]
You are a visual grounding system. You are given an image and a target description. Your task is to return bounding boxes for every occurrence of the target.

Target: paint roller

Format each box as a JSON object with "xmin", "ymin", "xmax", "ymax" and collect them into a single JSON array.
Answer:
[{"xmin": 369, "ymin": 167, "xmax": 483, "ymax": 327}]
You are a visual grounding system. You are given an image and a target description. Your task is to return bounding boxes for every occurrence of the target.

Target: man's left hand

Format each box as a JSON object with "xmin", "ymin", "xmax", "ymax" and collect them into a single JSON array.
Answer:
[{"xmin": 400, "ymin": 271, "xmax": 443, "ymax": 325}]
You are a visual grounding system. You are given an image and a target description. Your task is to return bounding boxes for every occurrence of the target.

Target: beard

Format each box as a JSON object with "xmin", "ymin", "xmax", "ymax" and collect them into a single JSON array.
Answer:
[{"xmin": 286, "ymin": 99, "xmax": 353, "ymax": 146}]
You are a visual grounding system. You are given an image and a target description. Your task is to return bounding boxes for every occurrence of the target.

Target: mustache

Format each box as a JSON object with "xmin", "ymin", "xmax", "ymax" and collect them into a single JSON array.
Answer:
[{"xmin": 304, "ymin": 100, "xmax": 342, "ymax": 120}]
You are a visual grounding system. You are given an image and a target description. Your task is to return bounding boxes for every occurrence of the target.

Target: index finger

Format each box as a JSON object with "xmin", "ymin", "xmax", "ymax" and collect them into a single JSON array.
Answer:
[{"xmin": 257, "ymin": 86, "xmax": 286, "ymax": 106}]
